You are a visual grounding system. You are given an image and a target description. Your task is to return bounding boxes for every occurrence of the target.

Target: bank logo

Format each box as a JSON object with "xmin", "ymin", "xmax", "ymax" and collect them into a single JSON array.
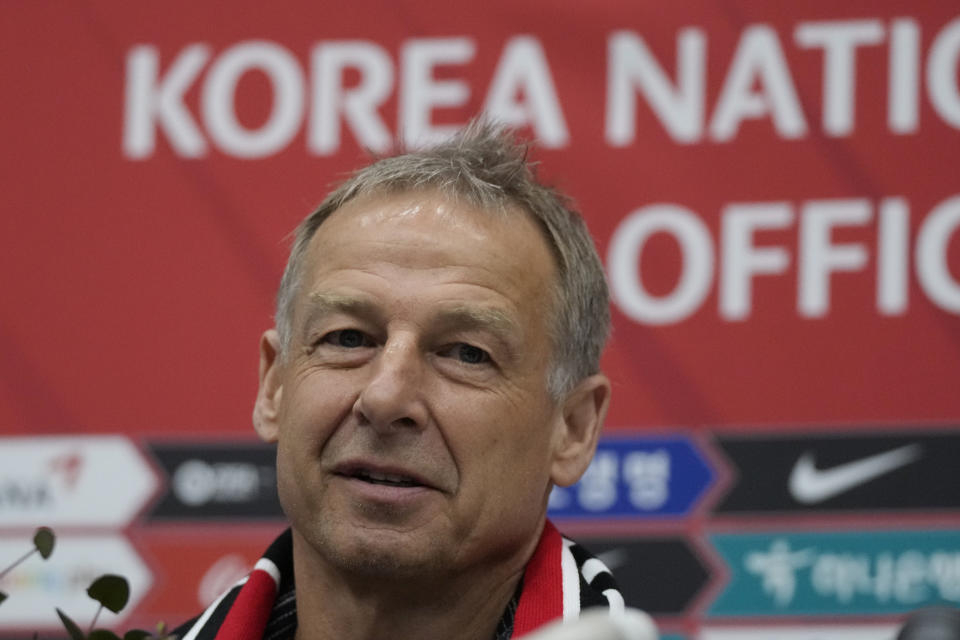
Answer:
[
  {"xmin": 743, "ymin": 539, "xmax": 816, "ymax": 606},
  {"xmin": 788, "ymin": 444, "xmax": 923, "ymax": 504},
  {"xmin": 0, "ymin": 436, "xmax": 158, "ymax": 528},
  {"xmin": 715, "ymin": 431, "xmax": 960, "ymax": 513},
  {"xmin": 709, "ymin": 530, "xmax": 960, "ymax": 617},
  {"xmin": 548, "ymin": 435, "xmax": 715, "ymax": 519}
]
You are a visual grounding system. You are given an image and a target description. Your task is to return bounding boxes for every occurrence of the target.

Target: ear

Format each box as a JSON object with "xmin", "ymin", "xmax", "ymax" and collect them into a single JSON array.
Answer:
[
  {"xmin": 253, "ymin": 329, "xmax": 284, "ymax": 443},
  {"xmin": 550, "ymin": 373, "xmax": 611, "ymax": 487}
]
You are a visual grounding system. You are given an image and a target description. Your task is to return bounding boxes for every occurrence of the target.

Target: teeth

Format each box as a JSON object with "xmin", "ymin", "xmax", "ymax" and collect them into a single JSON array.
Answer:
[{"xmin": 356, "ymin": 470, "xmax": 419, "ymax": 486}]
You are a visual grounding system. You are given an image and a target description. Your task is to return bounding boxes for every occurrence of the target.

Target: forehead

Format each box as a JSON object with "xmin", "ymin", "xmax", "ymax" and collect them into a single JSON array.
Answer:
[
  {"xmin": 296, "ymin": 189, "xmax": 559, "ymax": 319},
  {"xmin": 308, "ymin": 190, "xmax": 555, "ymax": 272}
]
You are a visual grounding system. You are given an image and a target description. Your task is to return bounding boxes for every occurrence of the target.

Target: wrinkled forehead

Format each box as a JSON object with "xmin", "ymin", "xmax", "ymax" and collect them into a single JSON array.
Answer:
[
  {"xmin": 300, "ymin": 189, "xmax": 557, "ymax": 293},
  {"xmin": 315, "ymin": 187, "xmax": 564, "ymax": 273}
]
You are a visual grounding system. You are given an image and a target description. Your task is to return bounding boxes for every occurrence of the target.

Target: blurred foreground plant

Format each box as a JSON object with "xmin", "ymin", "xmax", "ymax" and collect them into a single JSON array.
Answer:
[
  {"xmin": 0, "ymin": 527, "xmax": 55, "ymax": 605},
  {"xmin": 0, "ymin": 527, "xmax": 176, "ymax": 640}
]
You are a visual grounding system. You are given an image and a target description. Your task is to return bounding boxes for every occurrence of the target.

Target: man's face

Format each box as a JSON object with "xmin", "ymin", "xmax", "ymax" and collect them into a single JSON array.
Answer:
[{"xmin": 257, "ymin": 190, "xmax": 575, "ymax": 580}]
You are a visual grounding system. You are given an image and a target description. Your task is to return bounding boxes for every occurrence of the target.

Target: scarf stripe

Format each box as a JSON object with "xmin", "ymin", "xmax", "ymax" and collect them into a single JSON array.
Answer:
[
  {"xmin": 214, "ymin": 558, "xmax": 281, "ymax": 640},
  {"xmin": 566, "ymin": 540, "xmax": 620, "ymax": 612},
  {"xmin": 560, "ymin": 539, "xmax": 581, "ymax": 622},
  {"xmin": 512, "ymin": 521, "xmax": 564, "ymax": 636},
  {"xmin": 179, "ymin": 582, "xmax": 245, "ymax": 640}
]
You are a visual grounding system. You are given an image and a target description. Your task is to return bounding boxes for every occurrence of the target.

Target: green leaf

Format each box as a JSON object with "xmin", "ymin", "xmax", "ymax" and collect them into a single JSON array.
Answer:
[
  {"xmin": 123, "ymin": 631, "xmax": 151, "ymax": 640},
  {"xmin": 56, "ymin": 607, "xmax": 86, "ymax": 640},
  {"xmin": 33, "ymin": 527, "xmax": 55, "ymax": 559},
  {"xmin": 89, "ymin": 630, "xmax": 122, "ymax": 640},
  {"xmin": 87, "ymin": 574, "xmax": 130, "ymax": 614},
  {"xmin": 0, "ymin": 590, "xmax": 7, "ymax": 605}
]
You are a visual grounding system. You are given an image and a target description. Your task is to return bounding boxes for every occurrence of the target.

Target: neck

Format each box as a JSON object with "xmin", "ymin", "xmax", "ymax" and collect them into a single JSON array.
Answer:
[{"xmin": 291, "ymin": 530, "xmax": 536, "ymax": 640}]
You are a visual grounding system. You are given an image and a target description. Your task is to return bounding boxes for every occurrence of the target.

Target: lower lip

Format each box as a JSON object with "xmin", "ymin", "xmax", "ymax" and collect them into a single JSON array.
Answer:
[{"xmin": 335, "ymin": 474, "xmax": 435, "ymax": 504}]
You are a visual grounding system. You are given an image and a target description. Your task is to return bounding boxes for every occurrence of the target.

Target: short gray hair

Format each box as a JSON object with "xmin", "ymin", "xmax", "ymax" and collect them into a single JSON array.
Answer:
[{"xmin": 275, "ymin": 120, "xmax": 610, "ymax": 398}]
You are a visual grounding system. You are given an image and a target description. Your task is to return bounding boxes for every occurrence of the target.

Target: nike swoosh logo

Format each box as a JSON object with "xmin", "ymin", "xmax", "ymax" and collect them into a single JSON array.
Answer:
[{"xmin": 788, "ymin": 443, "xmax": 923, "ymax": 505}]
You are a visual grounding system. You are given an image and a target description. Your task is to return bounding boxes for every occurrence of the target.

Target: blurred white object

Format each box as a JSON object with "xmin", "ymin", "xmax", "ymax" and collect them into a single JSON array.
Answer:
[
  {"xmin": 518, "ymin": 608, "xmax": 658, "ymax": 640},
  {"xmin": 897, "ymin": 606, "xmax": 960, "ymax": 639}
]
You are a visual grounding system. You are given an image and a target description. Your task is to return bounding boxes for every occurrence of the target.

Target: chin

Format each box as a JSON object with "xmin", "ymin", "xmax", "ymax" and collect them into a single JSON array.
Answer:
[
  {"xmin": 288, "ymin": 504, "xmax": 441, "ymax": 572},
  {"xmin": 325, "ymin": 530, "xmax": 446, "ymax": 580}
]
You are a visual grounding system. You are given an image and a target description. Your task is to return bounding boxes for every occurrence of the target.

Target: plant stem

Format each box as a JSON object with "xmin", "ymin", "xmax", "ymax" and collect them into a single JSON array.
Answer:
[
  {"xmin": 0, "ymin": 548, "xmax": 36, "ymax": 580},
  {"xmin": 89, "ymin": 604, "xmax": 103, "ymax": 633}
]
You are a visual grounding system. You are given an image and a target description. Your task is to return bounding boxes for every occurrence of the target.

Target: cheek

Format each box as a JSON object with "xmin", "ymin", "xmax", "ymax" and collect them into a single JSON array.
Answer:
[
  {"xmin": 451, "ymin": 404, "xmax": 556, "ymax": 503},
  {"xmin": 274, "ymin": 437, "xmax": 308, "ymax": 523},
  {"xmin": 272, "ymin": 380, "xmax": 355, "ymax": 509},
  {"xmin": 280, "ymin": 374, "xmax": 357, "ymax": 442}
]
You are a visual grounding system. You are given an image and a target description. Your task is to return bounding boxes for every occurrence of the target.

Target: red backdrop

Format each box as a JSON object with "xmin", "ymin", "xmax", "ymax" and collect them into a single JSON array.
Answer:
[{"xmin": 1, "ymin": 2, "xmax": 958, "ymax": 637}]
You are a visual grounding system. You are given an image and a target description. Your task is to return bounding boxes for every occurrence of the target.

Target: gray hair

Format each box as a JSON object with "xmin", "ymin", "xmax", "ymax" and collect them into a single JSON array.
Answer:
[{"xmin": 275, "ymin": 120, "xmax": 610, "ymax": 398}]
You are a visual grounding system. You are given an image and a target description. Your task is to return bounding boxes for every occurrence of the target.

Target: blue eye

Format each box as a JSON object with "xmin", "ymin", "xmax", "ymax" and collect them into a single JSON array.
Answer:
[
  {"xmin": 325, "ymin": 329, "xmax": 370, "ymax": 348},
  {"xmin": 454, "ymin": 344, "xmax": 489, "ymax": 364}
]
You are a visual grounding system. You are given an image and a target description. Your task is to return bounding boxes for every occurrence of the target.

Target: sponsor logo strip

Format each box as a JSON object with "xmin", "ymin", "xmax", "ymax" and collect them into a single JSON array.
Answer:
[
  {"xmin": 0, "ymin": 534, "xmax": 152, "ymax": 629},
  {"xmin": 146, "ymin": 442, "xmax": 283, "ymax": 520},
  {"xmin": 709, "ymin": 530, "xmax": 960, "ymax": 617},
  {"xmin": 715, "ymin": 431, "xmax": 960, "ymax": 513},
  {"xmin": 548, "ymin": 435, "xmax": 716, "ymax": 519},
  {"xmin": 0, "ymin": 436, "xmax": 158, "ymax": 528}
]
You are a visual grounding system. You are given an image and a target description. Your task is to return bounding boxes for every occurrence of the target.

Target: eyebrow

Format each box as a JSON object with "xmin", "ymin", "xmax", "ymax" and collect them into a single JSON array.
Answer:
[
  {"xmin": 301, "ymin": 293, "xmax": 381, "ymax": 334},
  {"xmin": 431, "ymin": 305, "xmax": 520, "ymax": 343},
  {"xmin": 306, "ymin": 292, "xmax": 378, "ymax": 317}
]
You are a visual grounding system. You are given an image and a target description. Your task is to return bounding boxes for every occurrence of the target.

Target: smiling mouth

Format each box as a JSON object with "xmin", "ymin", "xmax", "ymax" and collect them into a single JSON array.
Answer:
[{"xmin": 348, "ymin": 469, "xmax": 423, "ymax": 488}]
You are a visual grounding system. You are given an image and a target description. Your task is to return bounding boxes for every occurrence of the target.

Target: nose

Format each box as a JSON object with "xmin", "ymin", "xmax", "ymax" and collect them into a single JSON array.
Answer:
[{"xmin": 353, "ymin": 335, "xmax": 428, "ymax": 430}]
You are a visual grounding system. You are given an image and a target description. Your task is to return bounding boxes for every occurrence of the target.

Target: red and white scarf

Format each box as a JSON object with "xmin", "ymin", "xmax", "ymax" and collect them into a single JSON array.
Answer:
[{"xmin": 176, "ymin": 520, "xmax": 624, "ymax": 640}]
